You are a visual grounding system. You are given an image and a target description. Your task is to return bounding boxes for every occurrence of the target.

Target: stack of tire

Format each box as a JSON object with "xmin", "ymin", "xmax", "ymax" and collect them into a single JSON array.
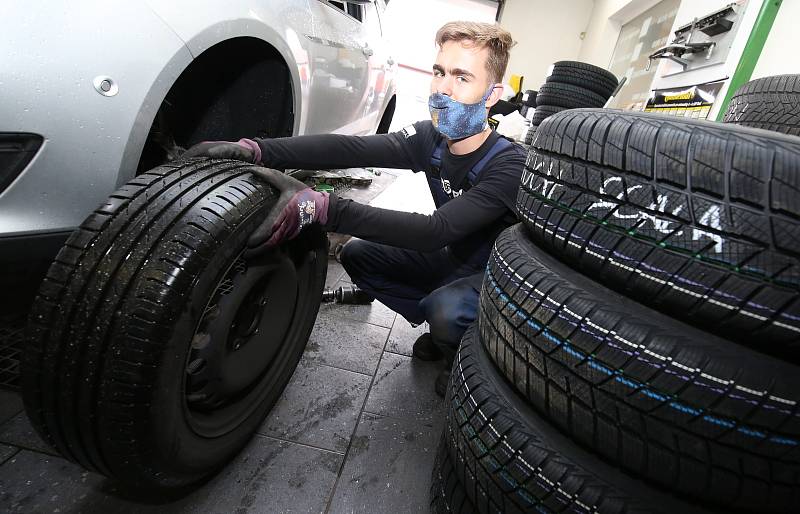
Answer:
[
  {"xmin": 432, "ymin": 108, "xmax": 800, "ymax": 513},
  {"xmin": 524, "ymin": 61, "xmax": 618, "ymax": 146}
]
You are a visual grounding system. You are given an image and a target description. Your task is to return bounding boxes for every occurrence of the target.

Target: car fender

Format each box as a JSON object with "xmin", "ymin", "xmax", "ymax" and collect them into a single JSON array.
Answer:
[{"xmin": 0, "ymin": 3, "xmax": 192, "ymax": 236}]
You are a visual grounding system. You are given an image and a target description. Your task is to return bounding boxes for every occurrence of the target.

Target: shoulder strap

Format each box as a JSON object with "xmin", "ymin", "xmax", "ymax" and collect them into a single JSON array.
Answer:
[
  {"xmin": 430, "ymin": 139, "xmax": 447, "ymax": 169},
  {"xmin": 467, "ymin": 137, "xmax": 513, "ymax": 184}
]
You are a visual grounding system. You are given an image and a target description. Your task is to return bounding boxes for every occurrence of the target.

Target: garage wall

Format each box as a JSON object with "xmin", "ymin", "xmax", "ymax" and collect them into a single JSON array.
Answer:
[
  {"xmin": 499, "ymin": 0, "xmax": 594, "ymax": 89},
  {"xmin": 576, "ymin": 0, "xmax": 663, "ymax": 66},
  {"xmin": 382, "ymin": 0, "xmax": 497, "ymax": 72},
  {"xmin": 751, "ymin": 0, "xmax": 800, "ymax": 80},
  {"xmin": 649, "ymin": 0, "xmax": 764, "ymax": 119}
]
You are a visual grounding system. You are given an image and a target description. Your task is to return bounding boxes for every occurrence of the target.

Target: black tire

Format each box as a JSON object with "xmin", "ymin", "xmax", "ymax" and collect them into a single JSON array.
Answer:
[
  {"xmin": 518, "ymin": 108, "xmax": 800, "ymax": 358},
  {"xmin": 531, "ymin": 104, "xmax": 567, "ymax": 127},
  {"xmin": 723, "ymin": 75, "xmax": 800, "ymax": 136},
  {"xmin": 21, "ymin": 158, "xmax": 327, "ymax": 490},
  {"xmin": 546, "ymin": 61, "xmax": 619, "ymax": 98},
  {"xmin": 444, "ymin": 324, "xmax": 709, "ymax": 514},
  {"xmin": 430, "ymin": 435, "xmax": 475, "ymax": 514},
  {"xmin": 481, "ymin": 224, "xmax": 800, "ymax": 512},
  {"xmin": 524, "ymin": 126, "xmax": 537, "ymax": 146},
  {"xmin": 535, "ymin": 83, "xmax": 606, "ymax": 110}
]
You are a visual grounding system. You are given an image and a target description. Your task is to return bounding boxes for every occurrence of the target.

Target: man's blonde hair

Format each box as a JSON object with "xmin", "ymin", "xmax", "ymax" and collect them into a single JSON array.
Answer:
[{"xmin": 435, "ymin": 21, "xmax": 515, "ymax": 84}]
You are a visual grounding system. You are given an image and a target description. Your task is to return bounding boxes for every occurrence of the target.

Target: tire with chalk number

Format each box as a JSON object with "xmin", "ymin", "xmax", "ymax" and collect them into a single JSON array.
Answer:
[{"xmin": 517, "ymin": 108, "xmax": 800, "ymax": 359}]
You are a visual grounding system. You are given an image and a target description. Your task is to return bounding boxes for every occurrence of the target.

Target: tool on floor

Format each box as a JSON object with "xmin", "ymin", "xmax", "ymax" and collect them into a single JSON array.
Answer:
[{"xmin": 321, "ymin": 285, "xmax": 375, "ymax": 304}]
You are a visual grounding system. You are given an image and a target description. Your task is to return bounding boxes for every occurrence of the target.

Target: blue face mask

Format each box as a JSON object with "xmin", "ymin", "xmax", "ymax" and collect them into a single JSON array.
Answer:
[{"xmin": 428, "ymin": 84, "xmax": 494, "ymax": 140}]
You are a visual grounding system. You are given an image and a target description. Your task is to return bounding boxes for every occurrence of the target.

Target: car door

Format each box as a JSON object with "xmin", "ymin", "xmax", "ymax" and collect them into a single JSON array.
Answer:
[{"xmin": 304, "ymin": 0, "xmax": 371, "ymax": 135}]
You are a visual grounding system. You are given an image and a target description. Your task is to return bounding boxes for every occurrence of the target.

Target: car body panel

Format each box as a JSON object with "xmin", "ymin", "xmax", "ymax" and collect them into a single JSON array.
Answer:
[
  {"xmin": 0, "ymin": 0, "xmax": 396, "ymax": 241},
  {"xmin": 0, "ymin": 2, "xmax": 191, "ymax": 236}
]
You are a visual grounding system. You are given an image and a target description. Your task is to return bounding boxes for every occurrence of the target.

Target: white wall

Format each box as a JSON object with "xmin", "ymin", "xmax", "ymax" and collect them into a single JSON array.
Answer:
[
  {"xmin": 751, "ymin": 0, "xmax": 800, "ymax": 80},
  {"xmin": 499, "ymin": 0, "xmax": 594, "ymax": 89},
  {"xmin": 382, "ymin": 0, "xmax": 497, "ymax": 72},
  {"xmin": 649, "ymin": 0, "xmax": 764, "ymax": 118},
  {"xmin": 576, "ymin": 0, "xmax": 665, "ymax": 66}
]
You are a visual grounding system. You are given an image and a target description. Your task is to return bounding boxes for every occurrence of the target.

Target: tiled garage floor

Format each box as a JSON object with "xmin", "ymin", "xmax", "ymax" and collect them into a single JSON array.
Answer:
[{"xmin": 0, "ymin": 163, "xmax": 446, "ymax": 513}]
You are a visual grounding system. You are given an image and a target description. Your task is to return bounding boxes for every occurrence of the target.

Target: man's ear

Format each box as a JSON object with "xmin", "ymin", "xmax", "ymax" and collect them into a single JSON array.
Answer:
[{"xmin": 485, "ymin": 84, "xmax": 503, "ymax": 108}]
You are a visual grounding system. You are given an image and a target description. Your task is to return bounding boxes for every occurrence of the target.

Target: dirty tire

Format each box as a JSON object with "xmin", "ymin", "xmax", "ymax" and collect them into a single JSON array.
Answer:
[
  {"xmin": 481, "ymin": 224, "xmax": 800, "ymax": 512},
  {"xmin": 431, "ymin": 435, "xmax": 475, "ymax": 514},
  {"xmin": 517, "ymin": 108, "xmax": 800, "ymax": 358},
  {"xmin": 532, "ymin": 105, "xmax": 567, "ymax": 127},
  {"xmin": 546, "ymin": 61, "xmax": 618, "ymax": 98},
  {"xmin": 535, "ymin": 83, "xmax": 606, "ymax": 110},
  {"xmin": 723, "ymin": 74, "xmax": 800, "ymax": 136},
  {"xmin": 445, "ymin": 323, "xmax": 708, "ymax": 514},
  {"xmin": 21, "ymin": 158, "xmax": 327, "ymax": 490}
]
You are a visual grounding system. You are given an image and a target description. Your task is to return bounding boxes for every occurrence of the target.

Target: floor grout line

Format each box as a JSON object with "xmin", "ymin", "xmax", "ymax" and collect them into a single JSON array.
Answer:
[
  {"xmin": 322, "ymin": 312, "xmax": 395, "ymax": 514},
  {"xmin": 306, "ymin": 361, "xmax": 375, "ymax": 378},
  {"xmin": 0, "ymin": 446, "xmax": 22, "ymax": 467},
  {"xmin": 252, "ymin": 433, "xmax": 346, "ymax": 456}
]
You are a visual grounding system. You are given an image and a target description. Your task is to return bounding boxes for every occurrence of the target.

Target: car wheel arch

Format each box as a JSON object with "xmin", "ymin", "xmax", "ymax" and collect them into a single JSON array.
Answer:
[{"xmin": 119, "ymin": 25, "xmax": 303, "ymax": 184}]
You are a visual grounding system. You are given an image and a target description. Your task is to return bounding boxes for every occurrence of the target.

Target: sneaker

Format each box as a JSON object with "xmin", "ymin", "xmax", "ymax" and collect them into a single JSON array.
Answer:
[
  {"xmin": 412, "ymin": 332, "xmax": 443, "ymax": 361},
  {"xmin": 434, "ymin": 366, "xmax": 451, "ymax": 398}
]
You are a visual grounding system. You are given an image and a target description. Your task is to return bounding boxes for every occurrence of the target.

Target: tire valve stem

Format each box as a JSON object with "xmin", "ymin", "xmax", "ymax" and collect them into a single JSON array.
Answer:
[{"xmin": 321, "ymin": 285, "xmax": 375, "ymax": 305}]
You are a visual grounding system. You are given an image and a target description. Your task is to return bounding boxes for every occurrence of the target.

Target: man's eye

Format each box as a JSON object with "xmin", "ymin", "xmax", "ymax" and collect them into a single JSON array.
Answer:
[
  {"xmin": 457, "ymin": 76, "xmax": 468, "ymax": 83},
  {"xmin": 433, "ymin": 70, "xmax": 444, "ymax": 77}
]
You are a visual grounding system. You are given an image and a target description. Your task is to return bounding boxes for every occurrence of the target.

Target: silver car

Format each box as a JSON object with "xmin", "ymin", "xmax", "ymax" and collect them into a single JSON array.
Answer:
[{"xmin": 0, "ymin": 0, "xmax": 397, "ymax": 294}]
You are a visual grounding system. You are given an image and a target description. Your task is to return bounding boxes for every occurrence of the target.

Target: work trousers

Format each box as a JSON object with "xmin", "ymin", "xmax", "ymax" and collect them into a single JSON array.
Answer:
[{"xmin": 340, "ymin": 239, "xmax": 484, "ymax": 355}]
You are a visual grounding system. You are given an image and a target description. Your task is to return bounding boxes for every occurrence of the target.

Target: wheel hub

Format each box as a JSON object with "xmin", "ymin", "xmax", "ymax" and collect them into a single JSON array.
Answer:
[{"xmin": 185, "ymin": 252, "xmax": 299, "ymax": 410}]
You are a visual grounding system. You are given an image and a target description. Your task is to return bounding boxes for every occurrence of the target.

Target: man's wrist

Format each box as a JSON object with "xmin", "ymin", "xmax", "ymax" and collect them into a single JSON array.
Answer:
[{"xmin": 236, "ymin": 138, "xmax": 262, "ymax": 164}]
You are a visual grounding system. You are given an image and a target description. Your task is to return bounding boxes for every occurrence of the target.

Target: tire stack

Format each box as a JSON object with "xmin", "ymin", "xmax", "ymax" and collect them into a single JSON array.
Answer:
[
  {"xmin": 526, "ymin": 61, "xmax": 618, "ymax": 147},
  {"xmin": 432, "ymin": 108, "xmax": 800, "ymax": 513}
]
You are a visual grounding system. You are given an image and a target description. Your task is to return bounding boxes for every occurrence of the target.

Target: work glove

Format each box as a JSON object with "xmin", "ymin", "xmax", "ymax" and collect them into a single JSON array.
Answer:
[
  {"xmin": 182, "ymin": 138, "xmax": 262, "ymax": 164},
  {"xmin": 245, "ymin": 167, "xmax": 329, "ymax": 257}
]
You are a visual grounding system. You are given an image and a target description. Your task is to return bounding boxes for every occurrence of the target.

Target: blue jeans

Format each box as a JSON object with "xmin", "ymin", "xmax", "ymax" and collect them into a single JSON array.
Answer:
[{"xmin": 340, "ymin": 239, "xmax": 483, "ymax": 354}]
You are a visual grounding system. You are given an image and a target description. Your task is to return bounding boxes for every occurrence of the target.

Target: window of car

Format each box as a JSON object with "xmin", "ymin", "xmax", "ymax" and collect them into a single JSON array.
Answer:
[{"xmin": 325, "ymin": 1, "xmax": 363, "ymax": 22}]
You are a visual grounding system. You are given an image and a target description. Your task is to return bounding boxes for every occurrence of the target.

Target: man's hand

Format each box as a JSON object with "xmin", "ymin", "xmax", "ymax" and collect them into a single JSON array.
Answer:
[
  {"xmin": 181, "ymin": 138, "xmax": 262, "ymax": 164},
  {"xmin": 245, "ymin": 168, "xmax": 330, "ymax": 257}
]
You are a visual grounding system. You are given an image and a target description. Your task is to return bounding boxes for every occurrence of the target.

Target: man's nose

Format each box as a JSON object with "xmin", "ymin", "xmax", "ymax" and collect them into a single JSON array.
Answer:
[{"xmin": 434, "ymin": 75, "xmax": 453, "ymax": 96}]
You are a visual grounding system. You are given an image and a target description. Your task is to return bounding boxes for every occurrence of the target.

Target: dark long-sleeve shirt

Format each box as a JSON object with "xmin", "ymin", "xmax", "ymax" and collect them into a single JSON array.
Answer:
[{"xmin": 254, "ymin": 121, "xmax": 526, "ymax": 268}]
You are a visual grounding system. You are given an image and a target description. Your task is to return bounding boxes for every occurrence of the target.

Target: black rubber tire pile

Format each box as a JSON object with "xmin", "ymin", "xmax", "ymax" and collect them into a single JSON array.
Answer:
[
  {"xmin": 524, "ymin": 62, "xmax": 618, "ymax": 146},
  {"xmin": 432, "ymin": 108, "xmax": 800, "ymax": 513}
]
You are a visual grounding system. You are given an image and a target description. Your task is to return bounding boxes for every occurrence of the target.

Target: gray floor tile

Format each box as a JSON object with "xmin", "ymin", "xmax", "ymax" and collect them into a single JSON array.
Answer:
[
  {"xmin": 386, "ymin": 319, "xmax": 429, "ymax": 357},
  {"xmin": 0, "ymin": 391, "xmax": 23, "ymax": 425},
  {"xmin": 257, "ymin": 360, "xmax": 371, "ymax": 452},
  {"xmin": 364, "ymin": 352, "xmax": 445, "ymax": 425},
  {"xmin": 0, "ymin": 412, "xmax": 57, "ymax": 456},
  {"xmin": 0, "ymin": 443, "xmax": 18, "ymax": 465},
  {"xmin": 326, "ymin": 412, "xmax": 443, "ymax": 514},
  {"xmin": 324, "ymin": 261, "xmax": 346, "ymax": 289},
  {"xmin": 318, "ymin": 288, "xmax": 396, "ymax": 329},
  {"xmin": 0, "ymin": 436, "xmax": 342, "ymax": 514},
  {"xmin": 304, "ymin": 315, "xmax": 389, "ymax": 376}
]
